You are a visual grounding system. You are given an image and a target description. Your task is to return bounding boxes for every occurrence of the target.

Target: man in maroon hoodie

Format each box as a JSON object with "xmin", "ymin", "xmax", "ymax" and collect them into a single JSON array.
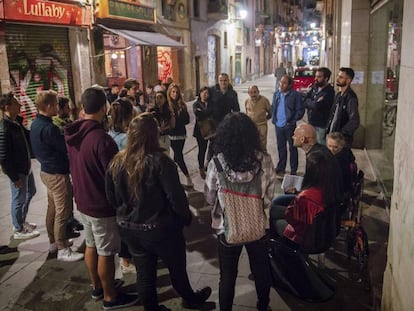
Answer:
[{"xmin": 64, "ymin": 87, "xmax": 138, "ymax": 309}]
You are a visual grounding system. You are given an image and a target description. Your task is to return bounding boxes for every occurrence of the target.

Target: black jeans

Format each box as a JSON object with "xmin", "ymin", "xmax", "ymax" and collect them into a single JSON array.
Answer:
[
  {"xmin": 119, "ymin": 241, "xmax": 131, "ymax": 259},
  {"xmin": 275, "ymin": 124, "xmax": 298, "ymax": 173},
  {"xmin": 170, "ymin": 139, "xmax": 189, "ymax": 176},
  {"xmin": 217, "ymin": 235, "xmax": 271, "ymax": 311},
  {"xmin": 119, "ymin": 226, "xmax": 196, "ymax": 310},
  {"xmin": 196, "ymin": 136, "xmax": 208, "ymax": 169}
]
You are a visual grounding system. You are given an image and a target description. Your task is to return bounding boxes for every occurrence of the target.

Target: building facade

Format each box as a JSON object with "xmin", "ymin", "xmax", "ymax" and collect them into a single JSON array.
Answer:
[
  {"xmin": 93, "ymin": 0, "xmax": 192, "ymax": 99},
  {"xmin": 0, "ymin": 0, "xmax": 93, "ymax": 126},
  {"xmin": 190, "ymin": 0, "xmax": 275, "ymax": 93}
]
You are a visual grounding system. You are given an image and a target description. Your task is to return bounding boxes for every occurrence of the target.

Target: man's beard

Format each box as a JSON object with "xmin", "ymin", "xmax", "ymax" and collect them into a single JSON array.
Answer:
[
  {"xmin": 336, "ymin": 81, "xmax": 346, "ymax": 87},
  {"xmin": 315, "ymin": 81, "xmax": 325, "ymax": 87}
]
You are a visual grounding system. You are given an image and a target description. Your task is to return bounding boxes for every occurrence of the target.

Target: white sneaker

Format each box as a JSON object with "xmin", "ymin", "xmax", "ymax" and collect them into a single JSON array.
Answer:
[
  {"xmin": 50, "ymin": 240, "xmax": 74, "ymax": 253},
  {"xmin": 24, "ymin": 222, "xmax": 37, "ymax": 231},
  {"xmin": 57, "ymin": 247, "xmax": 84, "ymax": 262},
  {"xmin": 120, "ymin": 261, "xmax": 136, "ymax": 274},
  {"xmin": 13, "ymin": 229, "xmax": 40, "ymax": 240}
]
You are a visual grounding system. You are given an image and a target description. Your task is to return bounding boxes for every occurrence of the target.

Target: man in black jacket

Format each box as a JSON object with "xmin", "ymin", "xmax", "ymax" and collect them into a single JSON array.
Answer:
[
  {"xmin": 0, "ymin": 92, "xmax": 39, "ymax": 240},
  {"xmin": 326, "ymin": 67, "xmax": 360, "ymax": 147},
  {"xmin": 30, "ymin": 90, "xmax": 83, "ymax": 262},
  {"xmin": 304, "ymin": 67, "xmax": 335, "ymax": 145},
  {"xmin": 208, "ymin": 73, "xmax": 240, "ymax": 126}
]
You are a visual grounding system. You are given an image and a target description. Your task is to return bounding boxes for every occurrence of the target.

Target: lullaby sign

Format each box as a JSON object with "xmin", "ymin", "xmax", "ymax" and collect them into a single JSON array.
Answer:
[{"xmin": 3, "ymin": 0, "xmax": 90, "ymax": 27}]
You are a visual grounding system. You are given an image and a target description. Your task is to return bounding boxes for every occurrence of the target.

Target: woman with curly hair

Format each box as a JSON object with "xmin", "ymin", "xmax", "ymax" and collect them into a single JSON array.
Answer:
[
  {"xmin": 167, "ymin": 84, "xmax": 192, "ymax": 187},
  {"xmin": 205, "ymin": 112, "xmax": 276, "ymax": 311},
  {"xmin": 106, "ymin": 113, "xmax": 211, "ymax": 311}
]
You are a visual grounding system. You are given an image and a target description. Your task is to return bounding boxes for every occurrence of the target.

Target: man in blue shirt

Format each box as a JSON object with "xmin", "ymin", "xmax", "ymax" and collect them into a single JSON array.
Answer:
[{"xmin": 271, "ymin": 75, "xmax": 305, "ymax": 175}]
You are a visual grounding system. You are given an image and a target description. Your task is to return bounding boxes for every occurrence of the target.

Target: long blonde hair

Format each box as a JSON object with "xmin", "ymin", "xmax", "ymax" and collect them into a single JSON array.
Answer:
[
  {"xmin": 167, "ymin": 84, "xmax": 186, "ymax": 111},
  {"xmin": 110, "ymin": 112, "xmax": 160, "ymax": 201}
]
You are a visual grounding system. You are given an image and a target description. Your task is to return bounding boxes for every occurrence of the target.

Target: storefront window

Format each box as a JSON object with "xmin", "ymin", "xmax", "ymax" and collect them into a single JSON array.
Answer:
[
  {"xmin": 103, "ymin": 34, "xmax": 127, "ymax": 83},
  {"xmin": 105, "ymin": 50, "xmax": 127, "ymax": 78}
]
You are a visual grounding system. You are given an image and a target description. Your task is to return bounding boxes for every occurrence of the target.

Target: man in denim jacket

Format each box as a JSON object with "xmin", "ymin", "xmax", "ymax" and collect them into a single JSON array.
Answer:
[{"xmin": 271, "ymin": 75, "xmax": 305, "ymax": 175}]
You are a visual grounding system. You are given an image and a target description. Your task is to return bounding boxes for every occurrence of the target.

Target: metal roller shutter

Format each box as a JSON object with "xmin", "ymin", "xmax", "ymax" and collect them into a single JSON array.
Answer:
[{"xmin": 5, "ymin": 24, "xmax": 74, "ymax": 128}]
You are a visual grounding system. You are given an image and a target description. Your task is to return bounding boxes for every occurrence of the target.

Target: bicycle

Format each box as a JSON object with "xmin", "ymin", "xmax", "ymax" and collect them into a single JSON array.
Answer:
[{"xmin": 383, "ymin": 100, "xmax": 397, "ymax": 136}]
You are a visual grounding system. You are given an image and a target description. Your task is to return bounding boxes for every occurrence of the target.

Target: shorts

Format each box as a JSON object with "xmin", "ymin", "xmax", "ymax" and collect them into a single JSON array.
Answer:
[{"xmin": 80, "ymin": 212, "xmax": 120, "ymax": 256}]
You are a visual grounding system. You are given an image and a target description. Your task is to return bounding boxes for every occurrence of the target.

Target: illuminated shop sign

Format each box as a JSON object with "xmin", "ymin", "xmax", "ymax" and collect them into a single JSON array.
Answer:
[
  {"xmin": 2, "ymin": 0, "xmax": 91, "ymax": 27},
  {"xmin": 95, "ymin": 0, "xmax": 155, "ymax": 24}
]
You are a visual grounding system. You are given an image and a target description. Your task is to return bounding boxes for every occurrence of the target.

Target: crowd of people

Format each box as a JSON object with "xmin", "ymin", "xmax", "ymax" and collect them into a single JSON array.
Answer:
[{"xmin": 0, "ymin": 66, "xmax": 361, "ymax": 310}]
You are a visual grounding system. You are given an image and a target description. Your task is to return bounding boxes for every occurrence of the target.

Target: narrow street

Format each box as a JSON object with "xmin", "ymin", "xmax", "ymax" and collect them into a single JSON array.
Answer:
[{"xmin": 0, "ymin": 74, "xmax": 388, "ymax": 310}]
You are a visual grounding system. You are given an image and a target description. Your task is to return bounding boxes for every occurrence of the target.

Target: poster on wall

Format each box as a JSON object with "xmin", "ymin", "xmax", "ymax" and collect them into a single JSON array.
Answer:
[{"xmin": 157, "ymin": 47, "xmax": 172, "ymax": 82}]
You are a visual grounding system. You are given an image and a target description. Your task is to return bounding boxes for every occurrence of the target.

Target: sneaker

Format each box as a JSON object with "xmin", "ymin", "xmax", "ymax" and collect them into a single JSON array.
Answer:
[
  {"xmin": 13, "ymin": 229, "xmax": 40, "ymax": 240},
  {"xmin": 102, "ymin": 292, "xmax": 139, "ymax": 310},
  {"xmin": 182, "ymin": 286, "xmax": 212, "ymax": 309},
  {"xmin": 49, "ymin": 240, "xmax": 74, "ymax": 253},
  {"xmin": 73, "ymin": 219, "xmax": 84, "ymax": 231},
  {"xmin": 91, "ymin": 279, "xmax": 124, "ymax": 300},
  {"xmin": 0, "ymin": 245, "xmax": 17, "ymax": 254},
  {"xmin": 24, "ymin": 222, "xmax": 37, "ymax": 231},
  {"xmin": 57, "ymin": 247, "xmax": 84, "ymax": 262},
  {"xmin": 120, "ymin": 261, "xmax": 136, "ymax": 274}
]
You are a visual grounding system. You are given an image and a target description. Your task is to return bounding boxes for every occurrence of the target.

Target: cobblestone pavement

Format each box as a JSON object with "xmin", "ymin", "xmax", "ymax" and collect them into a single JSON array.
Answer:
[{"xmin": 0, "ymin": 75, "xmax": 387, "ymax": 310}]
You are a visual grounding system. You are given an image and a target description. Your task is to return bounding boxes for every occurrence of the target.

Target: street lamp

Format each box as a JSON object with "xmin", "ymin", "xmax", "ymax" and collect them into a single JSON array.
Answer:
[{"xmin": 239, "ymin": 9, "xmax": 247, "ymax": 20}]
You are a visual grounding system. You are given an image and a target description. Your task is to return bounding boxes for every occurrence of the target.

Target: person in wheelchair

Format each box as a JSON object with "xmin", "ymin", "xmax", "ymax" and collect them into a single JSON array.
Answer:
[
  {"xmin": 326, "ymin": 131, "xmax": 356, "ymax": 201},
  {"xmin": 270, "ymin": 150, "xmax": 343, "ymax": 247}
]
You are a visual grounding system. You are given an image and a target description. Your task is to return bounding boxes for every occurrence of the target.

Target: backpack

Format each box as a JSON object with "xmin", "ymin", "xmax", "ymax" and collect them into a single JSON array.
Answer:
[{"xmin": 213, "ymin": 157, "xmax": 266, "ymax": 245}]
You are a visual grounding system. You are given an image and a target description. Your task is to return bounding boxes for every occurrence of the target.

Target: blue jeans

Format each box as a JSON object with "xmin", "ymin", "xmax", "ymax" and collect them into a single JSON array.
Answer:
[
  {"xmin": 217, "ymin": 235, "xmax": 271, "ymax": 311},
  {"xmin": 10, "ymin": 173, "xmax": 36, "ymax": 231},
  {"xmin": 275, "ymin": 124, "xmax": 298, "ymax": 173}
]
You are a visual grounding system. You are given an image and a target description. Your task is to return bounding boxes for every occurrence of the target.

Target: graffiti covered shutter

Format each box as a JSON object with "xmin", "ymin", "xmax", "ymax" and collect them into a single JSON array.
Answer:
[{"xmin": 5, "ymin": 24, "xmax": 73, "ymax": 128}]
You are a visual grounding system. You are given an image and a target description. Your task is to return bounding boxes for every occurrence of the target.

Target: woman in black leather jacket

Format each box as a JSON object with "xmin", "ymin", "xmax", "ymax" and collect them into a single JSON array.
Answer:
[
  {"xmin": 192, "ymin": 86, "xmax": 213, "ymax": 179},
  {"xmin": 105, "ymin": 112, "xmax": 211, "ymax": 311}
]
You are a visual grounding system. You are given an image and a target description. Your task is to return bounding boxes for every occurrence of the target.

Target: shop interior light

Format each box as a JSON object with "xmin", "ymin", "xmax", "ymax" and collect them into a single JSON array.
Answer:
[{"xmin": 111, "ymin": 52, "xmax": 118, "ymax": 59}]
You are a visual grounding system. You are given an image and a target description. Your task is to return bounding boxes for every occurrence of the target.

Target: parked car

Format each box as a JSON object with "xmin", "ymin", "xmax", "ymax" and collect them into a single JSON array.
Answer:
[
  {"xmin": 293, "ymin": 67, "xmax": 317, "ymax": 93},
  {"xmin": 385, "ymin": 68, "xmax": 398, "ymax": 99}
]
